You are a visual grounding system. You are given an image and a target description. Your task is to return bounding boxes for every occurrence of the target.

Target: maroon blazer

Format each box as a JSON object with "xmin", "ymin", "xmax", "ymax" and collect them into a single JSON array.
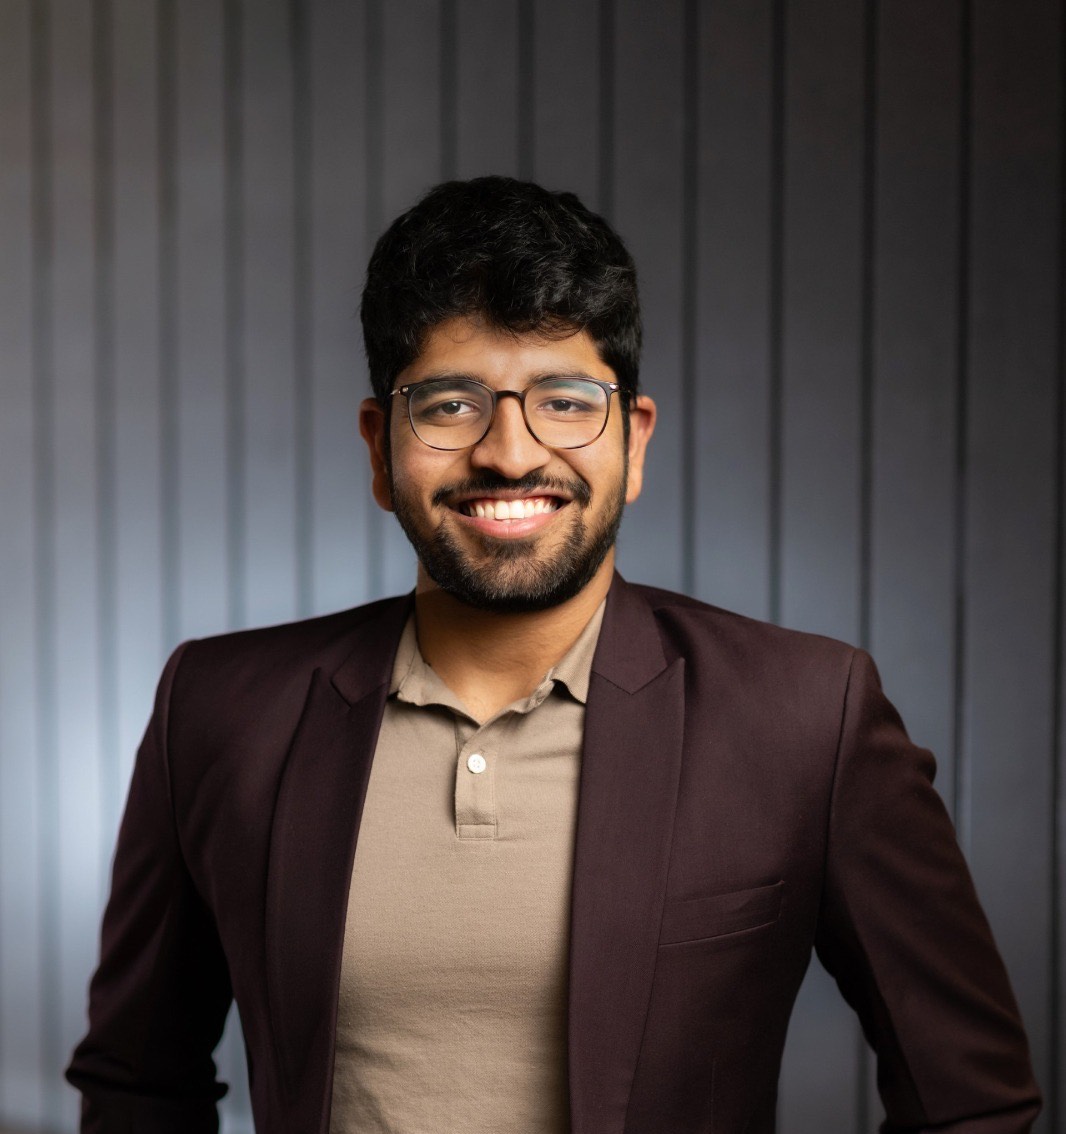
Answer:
[{"xmin": 67, "ymin": 576, "xmax": 1040, "ymax": 1133}]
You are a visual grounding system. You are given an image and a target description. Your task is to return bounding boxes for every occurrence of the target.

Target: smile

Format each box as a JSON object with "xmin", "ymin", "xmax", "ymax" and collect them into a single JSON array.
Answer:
[{"xmin": 456, "ymin": 496, "xmax": 562, "ymax": 521}]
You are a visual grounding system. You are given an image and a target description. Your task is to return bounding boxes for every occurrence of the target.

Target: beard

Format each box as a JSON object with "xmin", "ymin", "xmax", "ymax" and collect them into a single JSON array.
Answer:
[{"xmin": 389, "ymin": 467, "xmax": 627, "ymax": 613}]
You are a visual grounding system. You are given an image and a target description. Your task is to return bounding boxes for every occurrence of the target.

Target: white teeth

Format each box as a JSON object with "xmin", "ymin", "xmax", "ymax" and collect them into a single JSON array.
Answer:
[{"xmin": 460, "ymin": 496, "xmax": 563, "ymax": 520}]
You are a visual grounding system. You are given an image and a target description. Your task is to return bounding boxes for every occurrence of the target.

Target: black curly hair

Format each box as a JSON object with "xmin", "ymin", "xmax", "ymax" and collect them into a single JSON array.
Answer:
[{"xmin": 360, "ymin": 176, "xmax": 642, "ymax": 405}]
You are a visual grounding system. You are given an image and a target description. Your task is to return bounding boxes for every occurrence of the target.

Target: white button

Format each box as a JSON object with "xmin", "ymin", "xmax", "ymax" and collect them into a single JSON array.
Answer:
[{"xmin": 467, "ymin": 753, "xmax": 487, "ymax": 774}]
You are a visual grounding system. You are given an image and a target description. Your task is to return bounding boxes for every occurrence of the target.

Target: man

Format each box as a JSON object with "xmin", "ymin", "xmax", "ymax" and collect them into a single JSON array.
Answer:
[{"xmin": 68, "ymin": 177, "xmax": 1040, "ymax": 1133}]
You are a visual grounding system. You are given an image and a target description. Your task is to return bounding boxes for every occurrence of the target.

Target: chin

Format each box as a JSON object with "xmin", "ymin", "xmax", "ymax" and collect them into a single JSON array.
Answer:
[{"xmin": 425, "ymin": 534, "xmax": 607, "ymax": 613}]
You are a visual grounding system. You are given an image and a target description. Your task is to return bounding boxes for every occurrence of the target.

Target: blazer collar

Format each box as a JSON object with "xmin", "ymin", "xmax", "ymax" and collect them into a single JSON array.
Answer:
[
  {"xmin": 329, "ymin": 592, "xmax": 414, "ymax": 705},
  {"xmin": 591, "ymin": 573, "xmax": 671, "ymax": 692},
  {"xmin": 569, "ymin": 574, "xmax": 687, "ymax": 1134},
  {"xmin": 264, "ymin": 593, "xmax": 410, "ymax": 1129}
]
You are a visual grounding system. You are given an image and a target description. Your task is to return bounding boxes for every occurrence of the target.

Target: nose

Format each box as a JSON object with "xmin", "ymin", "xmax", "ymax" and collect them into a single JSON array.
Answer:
[{"xmin": 468, "ymin": 392, "xmax": 551, "ymax": 479}]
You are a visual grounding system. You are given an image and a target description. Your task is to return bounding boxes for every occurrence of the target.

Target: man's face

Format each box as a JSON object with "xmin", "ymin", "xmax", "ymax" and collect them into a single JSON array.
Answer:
[{"xmin": 360, "ymin": 316, "xmax": 655, "ymax": 612}]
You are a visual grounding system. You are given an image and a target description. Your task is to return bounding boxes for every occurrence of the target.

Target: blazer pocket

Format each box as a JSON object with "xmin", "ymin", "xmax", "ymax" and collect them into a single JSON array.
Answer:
[{"xmin": 659, "ymin": 880, "xmax": 784, "ymax": 946}]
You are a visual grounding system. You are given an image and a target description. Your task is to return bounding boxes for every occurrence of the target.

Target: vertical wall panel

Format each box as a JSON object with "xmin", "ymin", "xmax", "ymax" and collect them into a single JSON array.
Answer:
[
  {"xmin": 964, "ymin": 0, "xmax": 1061, "ymax": 1111},
  {"xmin": 869, "ymin": 0, "xmax": 962, "ymax": 813},
  {"xmin": 531, "ymin": 0, "xmax": 600, "ymax": 206},
  {"xmin": 175, "ymin": 0, "xmax": 229, "ymax": 643},
  {"xmin": 692, "ymin": 0, "xmax": 775, "ymax": 619},
  {"xmin": 307, "ymin": 0, "xmax": 371, "ymax": 616},
  {"xmin": 1056, "ymin": 228, "xmax": 1065, "ymax": 1132},
  {"xmin": 0, "ymin": 1, "xmax": 45, "ymax": 1122},
  {"xmin": 379, "ymin": 0, "xmax": 442, "ymax": 214},
  {"xmin": 239, "ymin": 0, "xmax": 298, "ymax": 628},
  {"xmin": 1057, "ymin": 44, "xmax": 1066, "ymax": 1105},
  {"xmin": 48, "ymin": 2, "xmax": 104, "ymax": 1127},
  {"xmin": 369, "ymin": 0, "xmax": 443, "ymax": 596},
  {"xmin": 778, "ymin": 0, "xmax": 866, "ymax": 644},
  {"xmin": 455, "ymin": 0, "xmax": 520, "ymax": 177},
  {"xmin": 611, "ymin": 0, "xmax": 686, "ymax": 591},
  {"xmin": 776, "ymin": 0, "xmax": 868, "ymax": 1129},
  {"xmin": 109, "ymin": 0, "xmax": 165, "ymax": 839}
]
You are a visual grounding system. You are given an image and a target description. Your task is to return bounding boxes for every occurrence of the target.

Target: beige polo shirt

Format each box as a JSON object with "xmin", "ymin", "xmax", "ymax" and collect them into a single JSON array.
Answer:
[{"xmin": 329, "ymin": 603, "xmax": 605, "ymax": 1134}]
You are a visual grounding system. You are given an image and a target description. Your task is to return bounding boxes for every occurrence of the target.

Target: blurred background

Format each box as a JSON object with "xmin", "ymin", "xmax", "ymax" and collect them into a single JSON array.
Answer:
[{"xmin": 0, "ymin": 0, "xmax": 1062, "ymax": 1131}]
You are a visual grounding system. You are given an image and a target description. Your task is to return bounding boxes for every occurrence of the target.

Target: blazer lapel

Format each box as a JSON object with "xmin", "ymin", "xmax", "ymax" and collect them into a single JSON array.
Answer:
[
  {"xmin": 264, "ymin": 595, "xmax": 411, "ymax": 1129},
  {"xmin": 568, "ymin": 577, "xmax": 686, "ymax": 1134}
]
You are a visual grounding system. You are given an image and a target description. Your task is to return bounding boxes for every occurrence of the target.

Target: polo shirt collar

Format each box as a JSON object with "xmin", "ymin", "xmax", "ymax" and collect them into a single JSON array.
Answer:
[{"xmin": 389, "ymin": 598, "xmax": 607, "ymax": 712}]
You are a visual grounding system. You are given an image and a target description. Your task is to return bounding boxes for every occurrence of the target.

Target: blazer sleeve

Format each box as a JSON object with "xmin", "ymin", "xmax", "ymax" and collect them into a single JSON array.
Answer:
[
  {"xmin": 814, "ymin": 648, "xmax": 1041, "ymax": 1134},
  {"xmin": 66, "ymin": 643, "xmax": 233, "ymax": 1134}
]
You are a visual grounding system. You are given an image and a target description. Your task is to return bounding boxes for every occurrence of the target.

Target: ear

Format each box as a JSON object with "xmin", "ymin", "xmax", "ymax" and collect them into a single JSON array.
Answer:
[
  {"xmin": 359, "ymin": 397, "xmax": 394, "ymax": 512},
  {"xmin": 624, "ymin": 394, "xmax": 656, "ymax": 504}
]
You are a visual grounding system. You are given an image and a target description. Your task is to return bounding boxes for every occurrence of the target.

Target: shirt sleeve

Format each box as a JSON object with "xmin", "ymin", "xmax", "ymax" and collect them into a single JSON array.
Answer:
[
  {"xmin": 814, "ymin": 648, "xmax": 1042, "ymax": 1134},
  {"xmin": 66, "ymin": 643, "xmax": 233, "ymax": 1134}
]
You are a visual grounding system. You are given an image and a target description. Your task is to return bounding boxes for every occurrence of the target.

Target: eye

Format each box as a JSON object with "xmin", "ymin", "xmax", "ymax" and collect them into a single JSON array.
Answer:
[
  {"xmin": 543, "ymin": 397, "xmax": 585, "ymax": 414},
  {"xmin": 529, "ymin": 380, "xmax": 605, "ymax": 420},
  {"xmin": 409, "ymin": 381, "xmax": 490, "ymax": 426},
  {"xmin": 427, "ymin": 398, "xmax": 476, "ymax": 418}
]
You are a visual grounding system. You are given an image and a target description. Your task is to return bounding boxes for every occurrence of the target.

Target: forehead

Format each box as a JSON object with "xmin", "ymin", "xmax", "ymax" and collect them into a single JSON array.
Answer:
[{"xmin": 400, "ymin": 316, "xmax": 615, "ymax": 388}]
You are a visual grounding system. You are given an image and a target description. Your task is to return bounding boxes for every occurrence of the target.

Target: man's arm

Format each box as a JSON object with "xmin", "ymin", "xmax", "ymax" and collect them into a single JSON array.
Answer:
[
  {"xmin": 815, "ymin": 648, "xmax": 1041, "ymax": 1133},
  {"xmin": 66, "ymin": 643, "xmax": 233, "ymax": 1134}
]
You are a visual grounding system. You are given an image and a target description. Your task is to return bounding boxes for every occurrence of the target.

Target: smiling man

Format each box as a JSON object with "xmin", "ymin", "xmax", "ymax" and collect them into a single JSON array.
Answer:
[{"xmin": 69, "ymin": 178, "xmax": 1039, "ymax": 1134}]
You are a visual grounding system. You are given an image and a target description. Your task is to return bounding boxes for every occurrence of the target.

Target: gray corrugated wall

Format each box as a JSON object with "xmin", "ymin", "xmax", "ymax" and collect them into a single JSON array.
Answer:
[{"xmin": 0, "ymin": 1, "xmax": 1061, "ymax": 1131}]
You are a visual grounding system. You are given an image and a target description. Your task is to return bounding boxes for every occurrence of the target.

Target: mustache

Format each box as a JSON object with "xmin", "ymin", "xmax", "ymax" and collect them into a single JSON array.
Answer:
[{"xmin": 432, "ymin": 471, "xmax": 592, "ymax": 508}]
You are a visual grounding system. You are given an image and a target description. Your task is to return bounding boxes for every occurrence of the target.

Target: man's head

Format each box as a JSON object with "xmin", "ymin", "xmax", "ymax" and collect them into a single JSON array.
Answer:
[
  {"xmin": 360, "ymin": 176, "xmax": 642, "ymax": 407},
  {"xmin": 359, "ymin": 177, "xmax": 655, "ymax": 613}
]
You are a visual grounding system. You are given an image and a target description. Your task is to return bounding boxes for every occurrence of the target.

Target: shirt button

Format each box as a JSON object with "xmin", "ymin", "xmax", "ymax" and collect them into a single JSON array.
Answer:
[{"xmin": 467, "ymin": 753, "xmax": 487, "ymax": 774}]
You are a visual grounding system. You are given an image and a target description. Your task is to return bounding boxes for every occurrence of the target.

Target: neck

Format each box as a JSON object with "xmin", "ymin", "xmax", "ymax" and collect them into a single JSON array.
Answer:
[{"xmin": 412, "ymin": 554, "xmax": 614, "ymax": 720}]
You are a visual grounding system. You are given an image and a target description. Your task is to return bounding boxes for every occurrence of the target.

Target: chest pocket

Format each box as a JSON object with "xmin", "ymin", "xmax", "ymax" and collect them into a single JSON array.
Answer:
[{"xmin": 659, "ymin": 880, "xmax": 783, "ymax": 946}]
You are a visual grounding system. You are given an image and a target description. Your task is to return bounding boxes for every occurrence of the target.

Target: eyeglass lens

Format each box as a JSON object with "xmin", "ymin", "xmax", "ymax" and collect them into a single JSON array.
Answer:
[{"xmin": 407, "ymin": 378, "xmax": 610, "ymax": 450}]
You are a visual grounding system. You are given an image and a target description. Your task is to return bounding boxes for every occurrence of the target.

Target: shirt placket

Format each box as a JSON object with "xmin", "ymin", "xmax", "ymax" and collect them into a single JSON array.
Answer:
[{"xmin": 453, "ymin": 716, "xmax": 498, "ymax": 841}]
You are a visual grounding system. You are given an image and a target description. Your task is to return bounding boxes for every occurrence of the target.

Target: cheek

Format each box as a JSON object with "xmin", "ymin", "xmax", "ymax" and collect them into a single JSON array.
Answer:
[
  {"xmin": 588, "ymin": 444, "xmax": 628, "ymax": 495},
  {"xmin": 389, "ymin": 444, "xmax": 468, "ymax": 502}
]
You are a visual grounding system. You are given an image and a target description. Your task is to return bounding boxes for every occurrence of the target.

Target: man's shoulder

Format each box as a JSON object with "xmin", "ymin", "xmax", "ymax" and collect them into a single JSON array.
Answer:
[
  {"xmin": 618, "ymin": 581, "xmax": 866, "ymax": 738},
  {"xmin": 627, "ymin": 581, "xmax": 858, "ymax": 667},
  {"xmin": 168, "ymin": 593, "xmax": 411, "ymax": 709},
  {"xmin": 183, "ymin": 593, "xmax": 405, "ymax": 659}
]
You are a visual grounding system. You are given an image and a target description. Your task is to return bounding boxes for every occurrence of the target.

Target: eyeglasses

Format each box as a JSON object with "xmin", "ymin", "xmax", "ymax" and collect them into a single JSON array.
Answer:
[{"xmin": 389, "ymin": 375, "xmax": 624, "ymax": 451}]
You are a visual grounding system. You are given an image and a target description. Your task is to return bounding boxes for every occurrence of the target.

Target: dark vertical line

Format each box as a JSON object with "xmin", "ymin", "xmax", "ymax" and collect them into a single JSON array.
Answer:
[
  {"xmin": 1049, "ymin": 8, "xmax": 1066, "ymax": 1127},
  {"xmin": 365, "ymin": 0, "xmax": 384, "ymax": 598},
  {"xmin": 158, "ymin": 0, "xmax": 179, "ymax": 649},
  {"xmin": 517, "ymin": 0, "xmax": 535, "ymax": 180},
  {"xmin": 365, "ymin": 0, "xmax": 383, "ymax": 232},
  {"xmin": 856, "ymin": 3, "xmax": 879, "ymax": 1125},
  {"xmin": 952, "ymin": 0, "xmax": 972, "ymax": 845},
  {"xmin": 768, "ymin": 0, "xmax": 786, "ymax": 627},
  {"xmin": 92, "ymin": 0, "xmax": 119, "ymax": 871},
  {"xmin": 440, "ymin": 0, "xmax": 457, "ymax": 180},
  {"xmin": 29, "ymin": 0, "xmax": 58, "ymax": 1122},
  {"xmin": 223, "ymin": 0, "xmax": 245, "ymax": 628},
  {"xmin": 679, "ymin": 0, "xmax": 698, "ymax": 596},
  {"xmin": 597, "ymin": 0, "xmax": 614, "ymax": 217},
  {"xmin": 291, "ymin": 0, "xmax": 313, "ymax": 617}
]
